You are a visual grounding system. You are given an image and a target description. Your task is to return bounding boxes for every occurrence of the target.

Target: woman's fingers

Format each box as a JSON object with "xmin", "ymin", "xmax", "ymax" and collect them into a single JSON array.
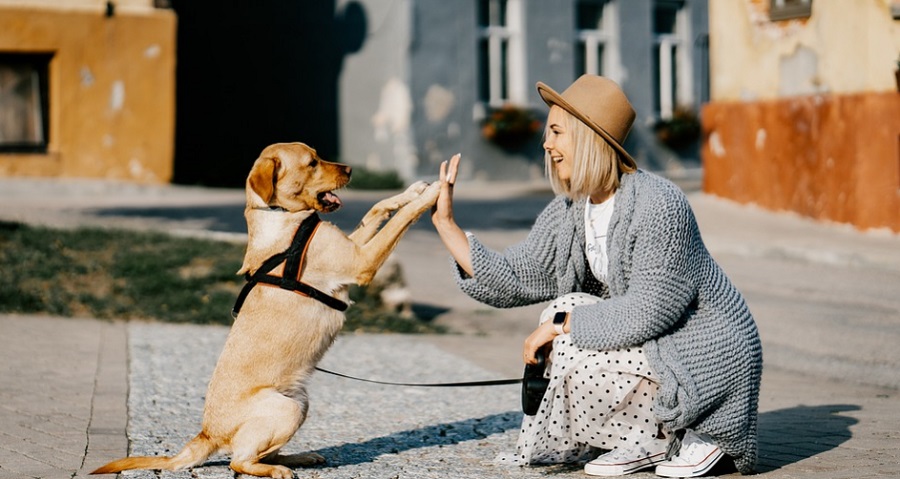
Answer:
[
  {"xmin": 523, "ymin": 322, "xmax": 556, "ymax": 365},
  {"xmin": 447, "ymin": 154, "xmax": 460, "ymax": 185}
]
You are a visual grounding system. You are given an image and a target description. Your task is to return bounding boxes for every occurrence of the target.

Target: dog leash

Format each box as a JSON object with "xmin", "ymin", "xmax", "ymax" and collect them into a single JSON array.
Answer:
[{"xmin": 314, "ymin": 366, "xmax": 522, "ymax": 387}]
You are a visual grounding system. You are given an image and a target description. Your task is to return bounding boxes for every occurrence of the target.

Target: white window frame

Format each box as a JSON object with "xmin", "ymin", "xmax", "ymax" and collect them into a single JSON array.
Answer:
[
  {"xmin": 653, "ymin": 1, "xmax": 692, "ymax": 120},
  {"xmin": 479, "ymin": 0, "xmax": 527, "ymax": 107},
  {"xmin": 576, "ymin": 0, "xmax": 622, "ymax": 84}
]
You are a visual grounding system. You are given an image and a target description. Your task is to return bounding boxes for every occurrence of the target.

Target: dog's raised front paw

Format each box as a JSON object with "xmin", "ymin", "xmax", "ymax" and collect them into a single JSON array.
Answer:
[{"xmin": 405, "ymin": 181, "xmax": 429, "ymax": 195}]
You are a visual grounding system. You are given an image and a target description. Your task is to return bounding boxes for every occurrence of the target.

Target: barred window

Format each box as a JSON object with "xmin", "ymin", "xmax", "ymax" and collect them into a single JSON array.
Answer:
[
  {"xmin": 653, "ymin": 0, "xmax": 690, "ymax": 120},
  {"xmin": 770, "ymin": 0, "xmax": 813, "ymax": 21},
  {"xmin": 477, "ymin": 0, "xmax": 526, "ymax": 106},
  {"xmin": 576, "ymin": 0, "xmax": 621, "ymax": 84}
]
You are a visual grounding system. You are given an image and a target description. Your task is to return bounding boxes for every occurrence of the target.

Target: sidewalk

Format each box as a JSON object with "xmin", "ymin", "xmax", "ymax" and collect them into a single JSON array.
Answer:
[{"xmin": 1, "ymin": 175, "xmax": 899, "ymax": 478}]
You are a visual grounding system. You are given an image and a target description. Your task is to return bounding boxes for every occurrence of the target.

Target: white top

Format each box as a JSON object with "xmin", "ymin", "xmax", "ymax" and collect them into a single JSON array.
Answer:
[{"xmin": 584, "ymin": 194, "xmax": 615, "ymax": 282}]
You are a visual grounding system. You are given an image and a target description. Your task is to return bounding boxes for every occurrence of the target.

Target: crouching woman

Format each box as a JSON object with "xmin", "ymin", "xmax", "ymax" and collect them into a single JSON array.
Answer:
[{"xmin": 429, "ymin": 75, "xmax": 762, "ymax": 477}]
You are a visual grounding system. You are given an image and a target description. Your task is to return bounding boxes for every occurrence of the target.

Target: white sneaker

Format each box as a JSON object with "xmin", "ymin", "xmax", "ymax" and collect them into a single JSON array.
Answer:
[
  {"xmin": 584, "ymin": 438, "xmax": 668, "ymax": 476},
  {"xmin": 654, "ymin": 430, "xmax": 724, "ymax": 478}
]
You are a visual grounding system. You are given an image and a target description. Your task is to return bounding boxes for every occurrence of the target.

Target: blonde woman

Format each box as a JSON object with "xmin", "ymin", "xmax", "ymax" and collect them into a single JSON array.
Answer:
[{"xmin": 430, "ymin": 75, "xmax": 761, "ymax": 478}]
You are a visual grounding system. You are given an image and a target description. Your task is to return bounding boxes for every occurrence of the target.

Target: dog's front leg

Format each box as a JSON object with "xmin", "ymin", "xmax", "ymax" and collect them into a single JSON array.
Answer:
[
  {"xmin": 352, "ymin": 182, "xmax": 441, "ymax": 285},
  {"xmin": 348, "ymin": 181, "xmax": 430, "ymax": 245}
]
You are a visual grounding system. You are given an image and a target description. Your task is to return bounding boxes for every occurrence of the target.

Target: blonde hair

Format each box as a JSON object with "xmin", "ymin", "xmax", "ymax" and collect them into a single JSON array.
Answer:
[{"xmin": 544, "ymin": 110, "xmax": 636, "ymax": 200}]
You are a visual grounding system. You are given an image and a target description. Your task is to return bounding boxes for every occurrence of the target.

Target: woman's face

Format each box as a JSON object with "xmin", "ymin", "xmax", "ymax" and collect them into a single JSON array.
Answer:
[{"xmin": 544, "ymin": 106, "xmax": 575, "ymax": 181}]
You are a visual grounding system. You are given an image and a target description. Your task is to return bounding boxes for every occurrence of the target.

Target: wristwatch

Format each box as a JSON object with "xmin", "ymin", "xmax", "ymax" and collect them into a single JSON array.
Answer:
[{"xmin": 552, "ymin": 311, "xmax": 567, "ymax": 335}]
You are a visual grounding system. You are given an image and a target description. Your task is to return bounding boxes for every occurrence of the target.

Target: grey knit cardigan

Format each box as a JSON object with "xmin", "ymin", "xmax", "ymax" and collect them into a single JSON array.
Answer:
[{"xmin": 454, "ymin": 170, "xmax": 762, "ymax": 474}]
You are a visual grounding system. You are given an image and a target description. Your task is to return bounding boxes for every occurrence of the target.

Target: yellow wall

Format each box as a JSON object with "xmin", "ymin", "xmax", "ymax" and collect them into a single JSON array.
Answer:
[
  {"xmin": 709, "ymin": 0, "xmax": 900, "ymax": 101},
  {"xmin": 0, "ymin": 3, "xmax": 176, "ymax": 182}
]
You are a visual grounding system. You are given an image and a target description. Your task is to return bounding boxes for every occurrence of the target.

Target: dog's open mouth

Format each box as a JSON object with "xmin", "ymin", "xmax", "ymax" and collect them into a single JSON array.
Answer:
[{"xmin": 317, "ymin": 191, "xmax": 343, "ymax": 212}]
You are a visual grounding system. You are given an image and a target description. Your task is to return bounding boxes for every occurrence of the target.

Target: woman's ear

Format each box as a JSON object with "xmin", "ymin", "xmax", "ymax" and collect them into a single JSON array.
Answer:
[{"xmin": 247, "ymin": 156, "xmax": 280, "ymax": 205}]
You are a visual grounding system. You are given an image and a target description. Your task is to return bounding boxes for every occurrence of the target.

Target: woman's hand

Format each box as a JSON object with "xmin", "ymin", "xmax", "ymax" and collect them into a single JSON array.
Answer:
[
  {"xmin": 523, "ymin": 321, "xmax": 558, "ymax": 365},
  {"xmin": 431, "ymin": 154, "xmax": 474, "ymax": 276},
  {"xmin": 432, "ymin": 154, "xmax": 460, "ymax": 226}
]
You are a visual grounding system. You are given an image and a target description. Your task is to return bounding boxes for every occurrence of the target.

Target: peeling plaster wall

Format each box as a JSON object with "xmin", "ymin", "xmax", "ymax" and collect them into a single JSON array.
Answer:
[
  {"xmin": 709, "ymin": 0, "xmax": 900, "ymax": 100},
  {"xmin": 703, "ymin": 0, "xmax": 900, "ymax": 232},
  {"xmin": 0, "ymin": 3, "xmax": 176, "ymax": 182},
  {"xmin": 338, "ymin": 0, "xmax": 568, "ymax": 183},
  {"xmin": 337, "ymin": 0, "xmax": 417, "ymax": 180}
]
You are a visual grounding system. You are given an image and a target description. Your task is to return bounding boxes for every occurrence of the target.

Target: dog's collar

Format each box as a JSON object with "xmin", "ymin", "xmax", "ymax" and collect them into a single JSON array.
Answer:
[
  {"xmin": 252, "ymin": 205, "xmax": 288, "ymax": 212},
  {"xmin": 232, "ymin": 213, "xmax": 349, "ymax": 317}
]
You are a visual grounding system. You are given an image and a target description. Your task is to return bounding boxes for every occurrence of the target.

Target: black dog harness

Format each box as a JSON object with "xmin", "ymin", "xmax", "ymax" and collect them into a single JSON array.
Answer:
[{"xmin": 232, "ymin": 213, "xmax": 349, "ymax": 318}]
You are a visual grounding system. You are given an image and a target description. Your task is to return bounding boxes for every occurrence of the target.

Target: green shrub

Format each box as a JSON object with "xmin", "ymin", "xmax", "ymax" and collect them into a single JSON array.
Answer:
[{"xmin": 347, "ymin": 167, "xmax": 405, "ymax": 190}]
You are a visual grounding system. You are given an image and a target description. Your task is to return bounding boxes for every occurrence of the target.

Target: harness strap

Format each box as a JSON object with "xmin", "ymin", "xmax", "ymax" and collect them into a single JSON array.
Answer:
[{"xmin": 232, "ymin": 213, "xmax": 349, "ymax": 318}]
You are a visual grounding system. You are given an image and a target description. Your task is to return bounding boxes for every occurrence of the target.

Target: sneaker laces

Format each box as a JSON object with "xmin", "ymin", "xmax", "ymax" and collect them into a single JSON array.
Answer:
[
  {"xmin": 599, "ymin": 438, "xmax": 668, "ymax": 462},
  {"xmin": 666, "ymin": 430, "xmax": 715, "ymax": 463}
]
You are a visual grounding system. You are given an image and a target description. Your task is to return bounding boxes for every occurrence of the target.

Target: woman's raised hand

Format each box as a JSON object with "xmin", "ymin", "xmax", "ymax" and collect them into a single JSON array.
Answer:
[
  {"xmin": 430, "ymin": 154, "xmax": 473, "ymax": 276},
  {"xmin": 433, "ymin": 153, "xmax": 460, "ymax": 225}
]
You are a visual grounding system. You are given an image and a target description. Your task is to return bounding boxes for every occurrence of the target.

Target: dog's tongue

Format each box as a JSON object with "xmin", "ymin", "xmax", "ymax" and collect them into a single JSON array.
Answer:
[{"xmin": 323, "ymin": 191, "xmax": 342, "ymax": 207}]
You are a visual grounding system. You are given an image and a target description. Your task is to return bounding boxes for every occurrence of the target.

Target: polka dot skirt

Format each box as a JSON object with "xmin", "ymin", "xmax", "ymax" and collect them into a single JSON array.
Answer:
[{"xmin": 496, "ymin": 293, "xmax": 661, "ymax": 466}]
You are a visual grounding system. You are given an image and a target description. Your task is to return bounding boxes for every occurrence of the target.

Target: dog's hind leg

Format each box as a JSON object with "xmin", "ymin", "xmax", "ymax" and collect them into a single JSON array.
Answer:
[{"xmin": 228, "ymin": 392, "xmax": 306, "ymax": 478}]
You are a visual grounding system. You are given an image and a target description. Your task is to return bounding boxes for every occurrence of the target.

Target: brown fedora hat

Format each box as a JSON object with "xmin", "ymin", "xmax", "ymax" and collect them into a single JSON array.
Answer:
[{"xmin": 537, "ymin": 75, "xmax": 637, "ymax": 169}]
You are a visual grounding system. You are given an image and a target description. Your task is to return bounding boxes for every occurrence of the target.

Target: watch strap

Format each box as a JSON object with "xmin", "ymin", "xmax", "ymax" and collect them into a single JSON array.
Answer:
[{"xmin": 553, "ymin": 311, "xmax": 567, "ymax": 335}]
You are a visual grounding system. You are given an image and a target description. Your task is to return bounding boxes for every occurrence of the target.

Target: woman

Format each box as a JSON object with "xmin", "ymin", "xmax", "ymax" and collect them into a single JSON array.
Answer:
[{"xmin": 430, "ymin": 75, "xmax": 762, "ymax": 478}]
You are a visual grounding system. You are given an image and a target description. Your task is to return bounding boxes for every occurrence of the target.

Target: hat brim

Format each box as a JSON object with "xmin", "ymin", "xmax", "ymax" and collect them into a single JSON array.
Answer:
[{"xmin": 537, "ymin": 81, "xmax": 637, "ymax": 170}]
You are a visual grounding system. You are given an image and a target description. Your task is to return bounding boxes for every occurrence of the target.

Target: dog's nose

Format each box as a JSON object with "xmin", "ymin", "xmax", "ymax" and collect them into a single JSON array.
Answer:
[{"xmin": 345, "ymin": 165, "xmax": 352, "ymax": 176}]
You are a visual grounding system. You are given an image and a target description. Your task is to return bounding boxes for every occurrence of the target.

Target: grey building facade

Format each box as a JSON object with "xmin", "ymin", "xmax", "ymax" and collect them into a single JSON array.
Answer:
[{"xmin": 337, "ymin": 0, "xmax": 709, "ymax": 183}]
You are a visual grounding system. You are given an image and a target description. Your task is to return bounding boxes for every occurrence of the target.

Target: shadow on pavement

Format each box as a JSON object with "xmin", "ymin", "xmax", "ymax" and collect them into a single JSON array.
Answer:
[
  {"xmin": 308, "ymin": 411, "xmax": 522, "ymax": 467},
  {"xmin": 756, "ymin": 404, "xmax": 859, "ymax": 473}
]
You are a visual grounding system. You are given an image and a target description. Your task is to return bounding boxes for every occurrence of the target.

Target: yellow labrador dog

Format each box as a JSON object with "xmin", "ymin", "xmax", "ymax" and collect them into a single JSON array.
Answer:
[{"xmin": 92, "ymin": 142, "xmax": 441, "ymax": 478}]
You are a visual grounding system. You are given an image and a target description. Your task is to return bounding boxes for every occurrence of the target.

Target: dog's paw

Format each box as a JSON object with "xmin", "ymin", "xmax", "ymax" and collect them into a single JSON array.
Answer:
[
  {"xmin": 419, "ymin": 180, "xmax": 442, "ymax": 204},
  {"xmin": 271, "ymin": 465, "xmax": 295, "ymax": 479},
  {"xmin": 405, "ymin": 181, "xmax": 429, "ymax": 195}
]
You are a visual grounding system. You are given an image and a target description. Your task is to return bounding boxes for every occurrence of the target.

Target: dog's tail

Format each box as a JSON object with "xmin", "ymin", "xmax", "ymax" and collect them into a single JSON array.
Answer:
[{"xmin": 90, "ymin": 431, "xmax": 218, "ymax": 474}]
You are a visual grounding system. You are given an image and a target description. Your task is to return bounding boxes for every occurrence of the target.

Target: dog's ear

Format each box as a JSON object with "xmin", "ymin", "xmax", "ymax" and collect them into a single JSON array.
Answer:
[{"xmin": 247, "ymin": 156, "xmax": 280, "ymax": 206}]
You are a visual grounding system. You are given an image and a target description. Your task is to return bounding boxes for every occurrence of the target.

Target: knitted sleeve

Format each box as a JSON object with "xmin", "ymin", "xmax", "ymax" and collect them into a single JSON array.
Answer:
[
  {"xmin": 570, "ymin": 185, "xmax": 700, "ymax": 349},
  {"xmin": 451, "ymin": 197, "xmax": 566, "ymax": 308}
]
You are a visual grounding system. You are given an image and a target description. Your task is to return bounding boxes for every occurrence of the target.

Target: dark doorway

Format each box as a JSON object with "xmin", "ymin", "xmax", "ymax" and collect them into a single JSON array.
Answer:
[{"xmin": 170, "ymin": 1, "xmax": 366, "ymax": 187}]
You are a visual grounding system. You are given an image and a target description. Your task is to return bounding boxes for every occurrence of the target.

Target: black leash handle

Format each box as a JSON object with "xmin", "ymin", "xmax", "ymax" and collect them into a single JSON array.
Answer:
[{"xmin": 314, "ymin": 366, "xmax": 521, "ymax": 387}]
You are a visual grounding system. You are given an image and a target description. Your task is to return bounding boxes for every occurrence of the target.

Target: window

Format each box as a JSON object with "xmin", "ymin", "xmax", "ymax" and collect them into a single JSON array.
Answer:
[
  {"xmin": 652, "ymin": 0, "xmax": 691, "ymax": 120},
  {"xmin": 575, "ymin": 0, "xmax": 621, "ymax": 83},
  {"xmin": 478, "ymin": 0, "xmax": 526, "ymax": 107},
  {"xmin": 0, "ymin": 53, "xmax": 51, "ymax": 153},
  {"xmin": 770, "ymin": 0, "xmax": 812, "ymax": 21}
]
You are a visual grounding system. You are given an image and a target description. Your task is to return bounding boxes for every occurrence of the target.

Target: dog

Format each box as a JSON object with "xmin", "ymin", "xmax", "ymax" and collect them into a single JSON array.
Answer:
[{"xmin": 92, "ymin": 142, "xmax": 441, "ymax": 478}]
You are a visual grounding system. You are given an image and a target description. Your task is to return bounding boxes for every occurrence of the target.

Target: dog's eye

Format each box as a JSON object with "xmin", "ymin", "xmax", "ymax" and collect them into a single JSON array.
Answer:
[{"xmin": 309, "ymin": 159, "xmax": 318, "ymax": 167}]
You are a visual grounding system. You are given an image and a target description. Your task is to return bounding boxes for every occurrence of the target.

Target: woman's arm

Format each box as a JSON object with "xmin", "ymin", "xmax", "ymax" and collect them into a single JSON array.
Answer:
[{"xmin": 430, "ymin": 154, "xmax": 474, "ymax": 276}]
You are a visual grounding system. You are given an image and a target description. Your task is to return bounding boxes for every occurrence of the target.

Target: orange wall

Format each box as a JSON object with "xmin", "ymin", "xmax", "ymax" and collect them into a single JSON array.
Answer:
[
  {"xmin": 703, "ymin": 92, "xmax": 900, "ymax": 232},
  {"xmin": 704, "ymin": 0, "xmax": 900, "ymax": 232},
  {"xmin": 0, "ymin": 6, "xmax": 176, "ymax": 182}
]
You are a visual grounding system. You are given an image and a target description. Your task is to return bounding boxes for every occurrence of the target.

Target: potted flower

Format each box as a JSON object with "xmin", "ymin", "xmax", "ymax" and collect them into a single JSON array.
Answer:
[
  {"xmin": 653, "ymin": 107, "xmax": 701, "ymax": 152},
  {"xmin": 481, "ymin": 104, "xmax": 543, "ymax": 150}
]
